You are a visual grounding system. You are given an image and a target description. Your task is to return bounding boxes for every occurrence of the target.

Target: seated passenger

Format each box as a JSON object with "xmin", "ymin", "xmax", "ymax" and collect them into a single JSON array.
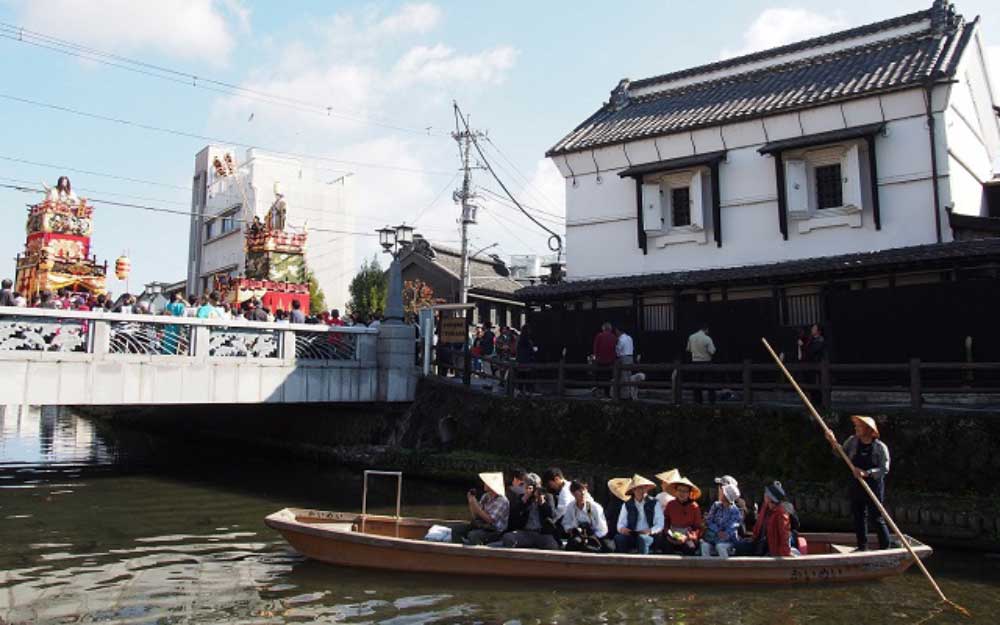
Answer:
[
  {"xmin": 451, "ymin": 472, "xmax": 510, "ymax": 546},
  {"xmin": 613, "ymin": 475, "xmax": 663, "ymax": 554},
  {"xmin": 502, "ymin": 473, "xmax": 560, "ymax": 550},
  {"xmin": 655, "ymin": 468, "xmax": 679, "ymax": 511},
  {"xmin": 660, "ymin": 476, "xmax": 703, "ymax": 555},
  {"xmin": 542, "ymin": 467, "xmax": 574, "ymax": 528},
  {"xmin": 737, "ymin": 481, "xmax": 796, "ymax": 557},
  {"xmin": 563, "ymin": 481, "xmax": 614, "ymax": 553},
  {"xmin": 604, "ymin": 477, "xmax": 631, "ymax": 541},
  {"xmin": 700, "ymin": 478, "xmax": 742, "ymax": 558}
]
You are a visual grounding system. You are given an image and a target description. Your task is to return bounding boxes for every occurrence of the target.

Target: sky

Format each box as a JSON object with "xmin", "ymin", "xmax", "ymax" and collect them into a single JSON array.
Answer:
[{"xmin": 0, "ymin": 0, "xmax": 997, "ymax": 296}]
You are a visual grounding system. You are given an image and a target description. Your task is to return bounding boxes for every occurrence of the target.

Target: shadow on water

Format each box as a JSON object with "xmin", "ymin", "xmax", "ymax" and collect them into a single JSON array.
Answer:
[{"xmin": 0, "ymin": 406, "xmax": 997, "ymax": 624}]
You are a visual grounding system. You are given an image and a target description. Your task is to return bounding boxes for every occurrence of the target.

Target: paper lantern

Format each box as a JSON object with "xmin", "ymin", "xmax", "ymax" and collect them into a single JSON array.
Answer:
[{"xmin": 115, "ymin": 255, "xmax": 131, "ymax": 280}]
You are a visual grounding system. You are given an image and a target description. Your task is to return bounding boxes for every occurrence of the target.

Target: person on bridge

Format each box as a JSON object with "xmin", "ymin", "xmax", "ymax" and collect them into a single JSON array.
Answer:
[
  {"xmin": 0, "ymin": 279, "xmax": 13, "ymax": 307},
  {"xmin": 825, "ymin": 415, "xmax": 891, "ymax": 551},
  {"xmin": 289, "ymin": 299, "xmax": 306, "ymax": 324},
  {"xmin": 686, "ymin": 323, "xmax": 716, "ymax": 404}
]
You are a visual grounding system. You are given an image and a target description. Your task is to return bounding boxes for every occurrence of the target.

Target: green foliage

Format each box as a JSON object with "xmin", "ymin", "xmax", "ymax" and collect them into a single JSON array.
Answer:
[
  {"xmin": 304, "ymin": 268, "xmax": 326, "ymax": 315},
  {"xmin": 347, "ymin": 255, "xmax": 388, "ymax": 321}
]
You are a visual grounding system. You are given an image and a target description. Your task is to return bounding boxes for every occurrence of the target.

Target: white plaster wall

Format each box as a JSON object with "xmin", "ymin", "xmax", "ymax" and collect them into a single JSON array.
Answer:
[{"xmin": 557, "ymin": 88, "xmax": 953, "ymax": 280}]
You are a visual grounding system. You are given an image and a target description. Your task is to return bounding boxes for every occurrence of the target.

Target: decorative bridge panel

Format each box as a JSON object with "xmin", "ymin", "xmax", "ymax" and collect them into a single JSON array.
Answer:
[
  {"xmin": 209, "ymin": 328, "xmax": 279, "ymax": 358},
  {"xmin": 109, "ymin": 321, "xmax": 192, "ymax": 355},
  {"xmin": 294, "ymin": 330, "xmax": 358, "ymax": 360},
  {"xmin": 0, "ymin": 316, "xmax": 90, "ymax": 352}
]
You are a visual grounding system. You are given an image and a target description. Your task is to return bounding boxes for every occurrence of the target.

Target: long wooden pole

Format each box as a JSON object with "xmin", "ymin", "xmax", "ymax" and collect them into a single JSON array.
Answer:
[{"xmin": 761, "ymin": 338, "xmax": 970, "ymax": 617}]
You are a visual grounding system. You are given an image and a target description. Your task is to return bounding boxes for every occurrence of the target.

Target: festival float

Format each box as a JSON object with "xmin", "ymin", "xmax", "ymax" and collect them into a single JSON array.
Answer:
[
  {"xmin": 14, "ymin": 176, "xmax": 108, "ymax": 297},
  {"xmin": 212, "ymin": 174, "xmax": 310, "ymax": 314}
]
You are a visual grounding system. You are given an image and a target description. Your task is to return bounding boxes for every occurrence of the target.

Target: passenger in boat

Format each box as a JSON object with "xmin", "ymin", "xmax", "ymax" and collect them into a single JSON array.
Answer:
[
  {"xmin": 614, "ymin": 475, "xmax": 663, "ymax": 554},
  {"xmin": 507, "ymin": 468, "xmax": 527, "ymax": 498},
  {"xmin": 654, "ymin": 468, "xmax": 679, "ymax": 510},
  {"xmin": 604, "ymin": 477, "xmax": 631, "ymax": 541},
  {"xmin": 825, "ymin": 415, "xmax": 891, "ymax": 551},
  {"xmin": 563, "ymin": 481, "xmax": 614, "ymax": 552},
  {"xmin": 502, "ymin": 473, "xmax": 560, "ymax": 550},
  {"xmin": 542, "ymin": 467, "xmax": 575, "ymax": 527},
  {"xmin": 660, "ymin": 476, "xmax": 703, "ymax": 555},
  {"xmin": 451, "ymin": 472, "xmax": 510, "ymax": 546},
  {"xmin": 739, "ymin": 481, "xmax": 796, "ymax": 557},
  {"xmin": 700, "ymin": 478, "xmax": 742, "ymax": 558}
]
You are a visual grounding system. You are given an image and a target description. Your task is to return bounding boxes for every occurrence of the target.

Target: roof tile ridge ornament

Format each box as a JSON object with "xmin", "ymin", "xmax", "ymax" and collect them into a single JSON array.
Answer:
[
  {"xmin": 609, "ymin": 78, "xmax": 631, "ymax": 111},
  {"xmin": 929, "ymin": 0, "xmax": 957, "ymax": 34}
]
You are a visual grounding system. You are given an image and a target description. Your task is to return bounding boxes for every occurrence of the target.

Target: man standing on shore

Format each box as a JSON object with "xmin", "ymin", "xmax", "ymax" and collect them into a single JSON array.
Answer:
[
  {"xmin": 686, "ymin": 323, "xmax": 716, "ymax": 404},
  {"xmin": 614, "ymin": 324, "xmax": 635, "ymax": 400},
  {"xmin": 592, "ymin": 322, "xmax": 617, "ymax": 397},
  {"xmin": 825, "ymin": 415, "xmax": 891, "ymax": 551}
]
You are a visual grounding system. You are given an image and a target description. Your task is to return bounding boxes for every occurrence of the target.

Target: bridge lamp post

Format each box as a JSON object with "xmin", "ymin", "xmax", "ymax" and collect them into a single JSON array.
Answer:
[{"xmin": 378, "ymin": 223, "xmax": 414, "ymax": 325}]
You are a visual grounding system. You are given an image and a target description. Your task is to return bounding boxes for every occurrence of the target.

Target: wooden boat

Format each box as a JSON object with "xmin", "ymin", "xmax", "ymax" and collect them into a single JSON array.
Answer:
[{"xmin": 265, "ymin": 507, "xmax": 933, "ymax": 585}]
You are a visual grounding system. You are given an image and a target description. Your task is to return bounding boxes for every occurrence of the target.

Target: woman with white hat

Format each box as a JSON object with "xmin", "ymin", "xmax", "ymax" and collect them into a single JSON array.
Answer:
[
  {"xmin": 613, "ymin": 475, "xmax": 664, "ymax": 554},
  {"xmin": 825, "ymin": 415, "xmax": 891, "ymax": 551},
  {"xmin": 451, "ymin": 472, "xmax": 510, "ymax": 546}
]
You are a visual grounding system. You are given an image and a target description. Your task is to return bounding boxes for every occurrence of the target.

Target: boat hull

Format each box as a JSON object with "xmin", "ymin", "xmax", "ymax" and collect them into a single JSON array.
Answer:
[{"xmin": 265, "ymin": 508, "xmax": 931, "ymax": 585}]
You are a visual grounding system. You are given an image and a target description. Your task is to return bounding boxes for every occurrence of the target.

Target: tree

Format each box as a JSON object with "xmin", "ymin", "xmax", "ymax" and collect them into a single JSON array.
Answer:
[
  {"xmin": 346, "ymin": 255, "xmax": 387, "ymax": 321},
  {"xmin": 403, "ymin": 278, "xmax": 442, "ymax": 322},
  {"xmin": 304, "ymin": 268, "xmax": 326, "ymax": 315}
]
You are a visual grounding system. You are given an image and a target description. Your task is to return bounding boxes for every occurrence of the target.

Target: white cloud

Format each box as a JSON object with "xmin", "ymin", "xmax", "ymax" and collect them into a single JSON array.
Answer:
[
  {"xmin": 374, "ymin": 2, "xmax": 442, "ymax": 37},
  {"xmin": 11, "ymin": 0, "xmax": 246, "ymax": 65},
  {"xmin": 391, "ymin": 44, "xmax": 518, "ymax": 87},
  {"xmin": 525, "ymin": 158, "xmax": 566, "ymax": 220},
  {"xmin": 721, "ymin": 8, "xmax": 849, "ymax": 59}
]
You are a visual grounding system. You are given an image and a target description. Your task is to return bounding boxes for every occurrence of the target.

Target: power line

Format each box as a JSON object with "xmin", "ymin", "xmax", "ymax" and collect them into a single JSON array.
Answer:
[
  {"xmin": 482, "ymin": 137, "xmax": 562, "ymax": 214},
  {"xmin": 477, "ymin": 187, "xmax": 565, "ymax": 226},
  {"xmin": 0, "ymin": 23, "xmax": 450, "ymax": 138},
  {"xmin": 0, "ymin": 174, "xmax": 189, "ymax": 206},
  {"xmin": 0, "ymin": 154, "xmax": 190, "ymax": 190},
  {"xmin": 412, "ymin": 172, "xmax": 460, "ymax": 224},
  {"xmin": 0, "ymin": 92, "xmax": 455, "ymax": 176}
]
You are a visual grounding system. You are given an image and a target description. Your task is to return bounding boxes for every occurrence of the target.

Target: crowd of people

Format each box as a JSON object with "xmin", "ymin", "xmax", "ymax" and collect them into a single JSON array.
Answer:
[{"xmin": 442, "ymin": 415, "xmax": 891, "ymax": 556}]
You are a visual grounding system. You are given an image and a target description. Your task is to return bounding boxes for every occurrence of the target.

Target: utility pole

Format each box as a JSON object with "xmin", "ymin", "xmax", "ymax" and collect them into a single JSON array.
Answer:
[{"xmin": 452, "ymin": 102, "xmax": 485, "ymax": 305}]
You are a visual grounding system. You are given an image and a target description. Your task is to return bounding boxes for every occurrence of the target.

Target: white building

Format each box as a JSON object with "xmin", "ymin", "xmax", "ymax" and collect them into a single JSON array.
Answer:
[
  {"xmin": 521, "ymin": 1, "xmax": 1000, "ymax": 365},
  {"xmin": 186, "ymin": 146, "xmax": 356, "ymax": 311}
]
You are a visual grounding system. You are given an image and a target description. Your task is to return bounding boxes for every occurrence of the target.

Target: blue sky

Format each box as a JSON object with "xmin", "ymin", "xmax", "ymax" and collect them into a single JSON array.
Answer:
[{"xmin": 0, "ymin": 0, "xmax": 997, "ymax": 294}]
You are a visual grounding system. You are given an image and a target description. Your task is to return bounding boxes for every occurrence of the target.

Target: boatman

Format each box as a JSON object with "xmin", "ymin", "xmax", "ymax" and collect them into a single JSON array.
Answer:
[{"xmin": 825, "ymin": 415, "xmax": 891, "ymax": 551}]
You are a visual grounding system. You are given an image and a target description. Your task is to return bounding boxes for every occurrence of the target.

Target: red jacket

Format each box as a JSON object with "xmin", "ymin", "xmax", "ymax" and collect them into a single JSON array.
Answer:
[
  {"xmin": 752, "ymin": 503, "xmax": 792, "ymax": 556},
  {"xmin": 664, "ymin": 499, "xmax": 703, "ymax": 541},
  {"xmin": 592, "ymin": 330, "xmax": 617, "ymax": 365}
]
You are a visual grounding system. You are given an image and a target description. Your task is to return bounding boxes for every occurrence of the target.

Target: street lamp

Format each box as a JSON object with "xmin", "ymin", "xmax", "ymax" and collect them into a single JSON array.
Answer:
[{"xmin": 377, "ymin": 223, "xmax": 415, "ymax": 324}]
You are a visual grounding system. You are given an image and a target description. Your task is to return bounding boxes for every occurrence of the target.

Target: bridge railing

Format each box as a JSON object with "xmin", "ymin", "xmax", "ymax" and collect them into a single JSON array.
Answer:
[{"xmin": 0, "ymin": 306, "xmax": 377, "ymax": 365}]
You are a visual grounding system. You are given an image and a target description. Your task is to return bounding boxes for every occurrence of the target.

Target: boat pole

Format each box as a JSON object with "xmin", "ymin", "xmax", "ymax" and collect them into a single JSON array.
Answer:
[{"xmin": 761, "ymin": 338, "xmax": 970, "ymax": 617}]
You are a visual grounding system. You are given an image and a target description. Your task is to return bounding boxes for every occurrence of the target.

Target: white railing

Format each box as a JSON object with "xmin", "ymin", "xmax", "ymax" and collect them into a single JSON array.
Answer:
[{"xmin": 0, "ymin": 306, "xmax": 377, "ymax": 363}]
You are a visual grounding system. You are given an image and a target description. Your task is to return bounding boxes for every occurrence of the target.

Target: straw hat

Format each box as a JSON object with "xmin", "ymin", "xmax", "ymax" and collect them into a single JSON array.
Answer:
[
  {"xmin": 607, "ymin": 477, "xmax": 632, "ymax": 502},
  {"xmin": 665, "ymin": 476, "xmax": 702, "ymax": 501},
  {"xmin": 655, "ymin": 468, "xmax": 680, "ymax": 484},
  {"xmin": 624, "ymin": 474, "xmax": 657, "ymax": 496},
  {"xmin": 478, "ymin": 472, "xmax": 506, "ymax": 496},
  {"xmin": 851, "ymin": 415, "xmax": 879, "ymax": 437}
]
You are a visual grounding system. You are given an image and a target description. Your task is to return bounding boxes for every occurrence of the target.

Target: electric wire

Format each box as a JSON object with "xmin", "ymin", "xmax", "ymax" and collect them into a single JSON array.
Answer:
[
  {"xmin": 477, "ymin": 187, "xmax": 565, "ymax": 227},
  {"xmin": 0, "ymin": 174, "xmax": 189, "ymax": 206},
  {"xmin": 0, "ymin": 93, "xmax": 455, "ymax": 176},
  {"xmin": 0, "ymin": 154, "xmax": 191, "ymax": 190},
  {"xmin": 0, "ymin": 23, "xmax": 450, "ymax": 138},
  {"xmin": 412, "ymin": 172, "xmax": 460, "ymax": 224},
  {"xmin": 482, "ymin": 136, "xmax": 562, "ymax": 213}
]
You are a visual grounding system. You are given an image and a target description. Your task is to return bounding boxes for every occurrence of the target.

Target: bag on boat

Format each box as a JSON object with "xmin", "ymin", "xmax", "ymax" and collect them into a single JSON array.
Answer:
[{"xmin": 424, "ymin": 524, "xmax": 453, "ymax": 542}]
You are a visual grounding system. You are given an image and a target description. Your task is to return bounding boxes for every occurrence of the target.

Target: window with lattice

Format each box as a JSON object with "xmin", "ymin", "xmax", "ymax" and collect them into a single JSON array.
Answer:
[{"xmin": 815, "ymin": 163, "xmax": 843, "ymax": 210}]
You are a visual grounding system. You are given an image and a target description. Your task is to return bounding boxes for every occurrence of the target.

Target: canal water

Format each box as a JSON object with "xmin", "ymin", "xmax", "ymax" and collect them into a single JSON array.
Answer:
[{"xmin": 1, "ymin": 408, "xmax": 997, "ymax": 625}]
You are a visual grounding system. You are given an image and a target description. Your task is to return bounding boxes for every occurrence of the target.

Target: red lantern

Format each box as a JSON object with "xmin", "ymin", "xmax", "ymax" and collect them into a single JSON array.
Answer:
[{"xmin": 115, "ymin": 255, "xmax": 131, "ymax": 281}]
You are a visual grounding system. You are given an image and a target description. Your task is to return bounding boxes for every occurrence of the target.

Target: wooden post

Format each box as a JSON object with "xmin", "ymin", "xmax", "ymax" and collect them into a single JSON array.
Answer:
[
  {"xmin": 462, "ymin": 343, "xmax": 471, "ymax": 387},
  {"xmin": 820, "ymin": 358, "xmax": 832, "ymax": 409},
  {"xmin": 612, "ymin": 360, "xmax": 621, "ymax": 400},
  {"xmin": 742, "ymin": 359, "xmax": 753, "ymax": 408},
  {"xmin": 556, "ymin": 356, "xmax": 566, "ymax": 397},
  {"xmin": 672, "ymin": 359, "xmax": 683, "ymax": 405},
  {"xmin": 507, "ymin": 362, "xmax": 516, "ymax": 398},
  {"xmin": 909, "ymin": 358, "xmax": 922, "ymax": 410}
]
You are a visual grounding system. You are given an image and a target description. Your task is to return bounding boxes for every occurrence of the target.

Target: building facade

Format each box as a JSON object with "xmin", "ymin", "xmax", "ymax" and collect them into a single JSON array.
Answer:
[
  {"xmin": 186, "ymin": 146, "xmax": 356, "ymax": 310},
  {"xmin": 521, "ymin": 1, "xmax": 1000, "ymax": 365}
]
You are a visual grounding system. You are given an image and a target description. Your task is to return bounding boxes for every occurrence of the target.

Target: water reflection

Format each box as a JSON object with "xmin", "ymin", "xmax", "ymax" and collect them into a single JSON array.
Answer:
[{"xmin": 0, "ymin": 408, "xmax": 996, "ymax": 624}]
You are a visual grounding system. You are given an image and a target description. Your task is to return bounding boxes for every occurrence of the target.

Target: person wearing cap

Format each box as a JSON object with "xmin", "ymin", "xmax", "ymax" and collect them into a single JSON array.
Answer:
[
  {"xmin": 740, "ymin": 481, "xmax": 795, "ymax": 557},
  {"xmin": 614, "ymin": 475, "xmax": 664, "ymax": 554},
  {"xmin": 701, "ymin": 478, "xmax": 743, "ymax": 558},
  {"xmin": 563, "ymin": 481, "xmax": 613, "ymax": 552},
  {"xmin": 502, "ymin": 472, "xmax": 560, "ymax": 550},
  {"xmin": 661, "ymin": 476, "xmax": 703, "ymax": 555},
  {"xmin": 451, "ymin": 472, "xmax": 510, "ymax": 546},
  {"xmin": 825, "ymin": 415, "xmax": 891, "ymax": 551}
]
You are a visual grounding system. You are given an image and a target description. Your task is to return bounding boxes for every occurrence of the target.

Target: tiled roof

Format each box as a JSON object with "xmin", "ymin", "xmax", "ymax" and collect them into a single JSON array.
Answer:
[
  {"xmin": 516, "ymin": 238, "xmax": 1000, "ymax": 300},
  {"xmin": 399, "ymin": 241, "xmax": 523, "ymax": 295},
  {"xmin": 547, "ymin": 2, "xmax": 972, "ymax": 157}
]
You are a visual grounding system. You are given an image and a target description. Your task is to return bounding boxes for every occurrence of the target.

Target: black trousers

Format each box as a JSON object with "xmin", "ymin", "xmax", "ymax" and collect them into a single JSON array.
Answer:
[
  {"xmin": 851, "ymin": 478, "xmax": 891, "ymax": 550},
  {"xmin": 501, "ymin": 530, "xmax": 560, "ymax": 550},
  {"xmin": 451, "ymin": 525, "xmax": 502, "ymax": 545},
  {"xmin": 692, "ymin": 362, "xmax": 716, "ymax": 404}
]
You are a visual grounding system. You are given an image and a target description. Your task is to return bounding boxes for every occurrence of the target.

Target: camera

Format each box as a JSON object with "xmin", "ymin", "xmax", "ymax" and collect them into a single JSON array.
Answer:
[{"xmin": 468, "ymin": 488, "xmax": 478, "ymax": 497}]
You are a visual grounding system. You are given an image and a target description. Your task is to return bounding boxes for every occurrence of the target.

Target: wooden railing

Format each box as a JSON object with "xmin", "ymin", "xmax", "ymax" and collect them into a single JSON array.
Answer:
[{"xmin": 434, "ymin": 352, "xmax": 1000, "ymax": 409}]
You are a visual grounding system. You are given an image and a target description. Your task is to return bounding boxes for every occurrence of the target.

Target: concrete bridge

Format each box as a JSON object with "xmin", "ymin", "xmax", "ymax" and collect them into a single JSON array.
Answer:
[{"xmin": 0, "ymin": 307, "xmax": 416, "ymax": 406}]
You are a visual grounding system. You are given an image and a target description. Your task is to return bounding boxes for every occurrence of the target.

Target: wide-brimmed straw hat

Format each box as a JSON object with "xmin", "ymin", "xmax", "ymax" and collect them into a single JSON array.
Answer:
[
  {"xmin": 479, "ymin": 472, "xmax": 506, "ymax": 496},
  {"xmin": 851, "ymin": 415, "xmax": 879, "ymax": 437},
  {"xmin": 655, "ymin": 468, "xmax": 680, "ymax": 484},
  {"xmin": 665, "ymin": 476, "xmax": 702, "ymax": 500},
  {"xmin": 607, "ymin": 477, "xmax": 632, "ymax": 502},
  {"xmin": 624, "ymin": 474, "xmax": 656, "ymax": 496}
]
